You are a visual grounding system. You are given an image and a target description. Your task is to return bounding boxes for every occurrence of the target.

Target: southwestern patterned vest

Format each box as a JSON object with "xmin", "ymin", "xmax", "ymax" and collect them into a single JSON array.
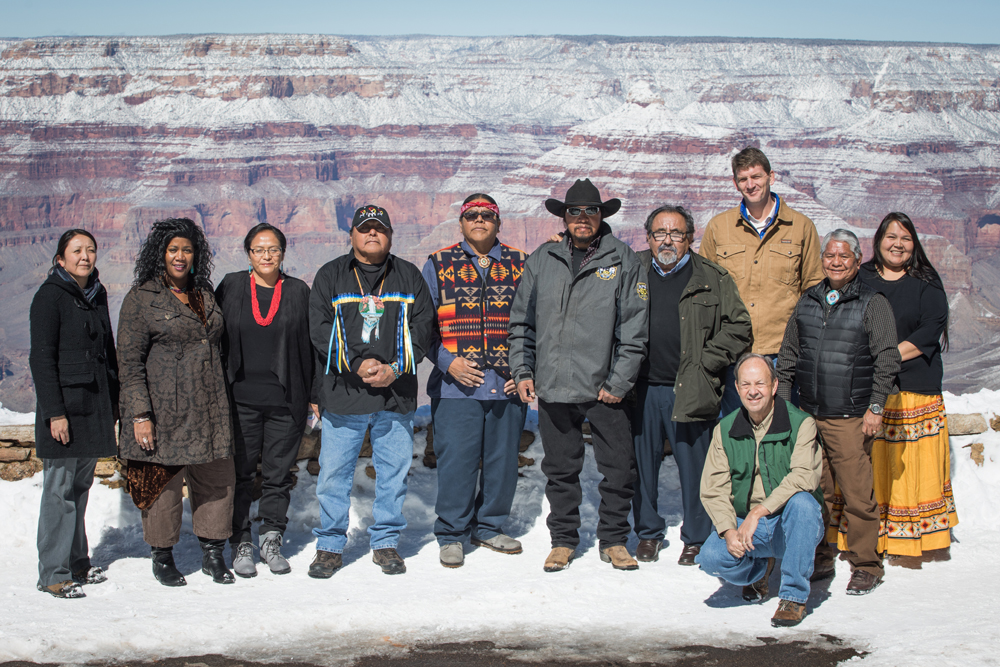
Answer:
[{"xmin": 429, "ymin": 242, "xmax": 526, "ymax": 380}]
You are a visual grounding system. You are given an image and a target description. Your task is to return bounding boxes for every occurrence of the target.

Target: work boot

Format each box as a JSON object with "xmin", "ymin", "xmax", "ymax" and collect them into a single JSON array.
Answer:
[
  {"xmin": 259, "ymin": 531, "xmax": 291, "ymax": 575},
  {"xmin": 231, "ymin": 540, "xmax": 257, "ymax": 578},
  {"xmin": 600, "ymin": 545, "xmax": 639, "ymax": 571},
  {"xmin": 636, "ymin": 539, "xmax": 662, "ymax": 562},
  {"xmin": 846, "ymin": 569, "xmax": 883, "ymax": 595},
  {"xmin": 308, "ymin": 550, "xmax": 342, "ymax": 579},
  {"xmin": 373, "ymin": 548, "xmax": 406, "ymax": 574},
  {"xmin": 771, "ymin": 599, "xmax": 807, "ymax": 627},
  {"xmin": 199, "ymin": 538, "xmax": 235, "ymax": 584},
  {"xmin": 742, "ymin": 557, "xmax": 775, "ymax": 602},
  {"xmin": 472, "ymin": 534, "xmax": 522, "ymax": 554},
  {"xmin": 543, "ymin": 547, "xmax": 575, "ymax": 572},
  {"xmin": 72, "ymin": 566, "xmax": 107, "ymax": 585},
  {"xmin": 151, "ymin": 546, "xmax": 186, "ymax": 587},
  {"xmin": 37, "ymin": 580, "xmax": 85, "ymax": 598},
  {"xmin": 439, "ymin": 542, "xmax": 464, "ymax": 568}
]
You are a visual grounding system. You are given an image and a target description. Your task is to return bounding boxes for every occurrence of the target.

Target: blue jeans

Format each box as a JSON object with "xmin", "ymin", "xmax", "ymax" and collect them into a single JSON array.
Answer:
[
  {"xmin": 695, "ymin": 492, "xmax": 823, "ymax": 604},
  {"xmin": 313, "ymin": 410, "xmax": 414, "ymax": 553}
]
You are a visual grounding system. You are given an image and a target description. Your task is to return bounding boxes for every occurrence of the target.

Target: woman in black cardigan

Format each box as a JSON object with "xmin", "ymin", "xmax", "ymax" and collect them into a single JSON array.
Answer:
[
  {"xmin": 29, "ymin": 229, "xmax": 119, "ymax": 599},
  {"xmin": 215, "ymin": 223, "xmax": 316, "ymax": 577}
]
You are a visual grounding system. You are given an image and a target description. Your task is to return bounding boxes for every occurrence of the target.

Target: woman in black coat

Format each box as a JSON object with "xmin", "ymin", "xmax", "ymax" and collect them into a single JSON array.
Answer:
[
  {"xmin": 29, "ymin": 229, "xmax": 119, "ymax": 599},
  {"xmin": 215, "ymin": 223, "xmax": 315, "ymax": 577}
]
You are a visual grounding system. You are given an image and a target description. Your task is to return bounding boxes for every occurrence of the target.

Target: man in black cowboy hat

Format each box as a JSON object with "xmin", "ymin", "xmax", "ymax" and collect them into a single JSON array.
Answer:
[{"xmin": 509, "ymin": 179, "xmax": 649, "ymax": 572}]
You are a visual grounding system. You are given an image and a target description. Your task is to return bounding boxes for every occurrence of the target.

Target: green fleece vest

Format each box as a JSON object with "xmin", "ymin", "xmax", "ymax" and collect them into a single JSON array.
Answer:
[{"xmin": 719, "ymin": 399, "xmax": 824, "ymax": 517}]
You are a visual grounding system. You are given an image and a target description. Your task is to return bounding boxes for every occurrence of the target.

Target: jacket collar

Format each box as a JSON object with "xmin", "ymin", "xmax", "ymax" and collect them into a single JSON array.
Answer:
[
  {"xmin": 140, "ymin": 278, "xmax": 214, "ymax": 322},
  {"xmin": 728, "ymin": 395, "xmax": 792, "ymax": 441},
  {"xmin": 548, "ymin": 222, "xmax": 618, "ymax": 262},
  {"xmin": 42, "ymin": 272, "xmax": 99, "ymax": 307},
  {"xmin": 807, "ymin": 274, "xmax": 863, "ymax": 304}
]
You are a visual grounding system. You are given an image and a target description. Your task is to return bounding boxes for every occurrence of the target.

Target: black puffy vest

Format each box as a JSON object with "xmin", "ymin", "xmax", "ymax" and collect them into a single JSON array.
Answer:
[{"xmin": 794, "ymin": 277, "xmax": 876, "ymax": 418}]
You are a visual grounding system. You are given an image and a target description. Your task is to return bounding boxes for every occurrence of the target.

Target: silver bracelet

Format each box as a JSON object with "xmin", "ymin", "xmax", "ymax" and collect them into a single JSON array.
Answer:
[{"xmin": 133, "ymin": 416, "xmax": 150, "ymax": 424}]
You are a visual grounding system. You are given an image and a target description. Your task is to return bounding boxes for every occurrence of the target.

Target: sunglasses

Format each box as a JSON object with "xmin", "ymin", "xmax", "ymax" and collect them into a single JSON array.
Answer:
[
  {"xmin": 566, "ymin": 206, "xmax": 600, "ymax": 217},
  {"xmin": 461, "ymin": 210, "xmax": 498, "ymax": 223}
]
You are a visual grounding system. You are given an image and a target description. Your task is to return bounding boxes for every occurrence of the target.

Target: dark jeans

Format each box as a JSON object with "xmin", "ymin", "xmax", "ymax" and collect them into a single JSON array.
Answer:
[
  {"xmin": 537, "ymin": 399, "xmax": 636, "ymax": 550},
  {"xmin": 631, "ymin": 382, "xmax": 715, "ymax": 545},
  {"xmin": 231, "ymin": 403, "xmax": 305, "ymax": 543},
  {"xmin": 431, "ymin": 397, "xmax": 527, "ymax": 545},
  {"xmin": 37, "ymin": 457, "xmax": 97, "ymax": 587},
  {"xmin": 720, "ymin": 353, "xmax": 799, "ymax": 417}
]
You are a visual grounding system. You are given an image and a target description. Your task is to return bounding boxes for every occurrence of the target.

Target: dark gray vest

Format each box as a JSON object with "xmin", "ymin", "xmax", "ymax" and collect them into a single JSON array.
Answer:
[{"xmin": 794, "ymin": 277, "xmax": 876, "ymax": 418}]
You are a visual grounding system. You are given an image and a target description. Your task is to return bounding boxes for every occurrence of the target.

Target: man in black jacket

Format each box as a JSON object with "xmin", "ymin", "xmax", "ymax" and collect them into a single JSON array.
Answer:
[
  {"xmin": 307, "ymin": 205, "xmax": 434, "ymax": 578},
  {"xmin": 776, "ymin": 229, "xmax": 900, "ymax": 595}
]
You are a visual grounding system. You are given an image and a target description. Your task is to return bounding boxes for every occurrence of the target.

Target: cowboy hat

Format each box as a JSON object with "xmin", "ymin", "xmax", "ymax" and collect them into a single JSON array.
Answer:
[{"xmin": 544, "ymin": 178, "xmax": 621, "ymax": 218}]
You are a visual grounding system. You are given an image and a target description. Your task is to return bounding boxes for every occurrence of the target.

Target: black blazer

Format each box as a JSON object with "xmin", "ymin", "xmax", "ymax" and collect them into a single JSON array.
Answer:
[
  {"xmin": 215, "ymin": 271, "xmax": 316, "ymax": 415},
  {"xmin": 29, "ymin": 273, "xmax": 119, "ymax": 459}
]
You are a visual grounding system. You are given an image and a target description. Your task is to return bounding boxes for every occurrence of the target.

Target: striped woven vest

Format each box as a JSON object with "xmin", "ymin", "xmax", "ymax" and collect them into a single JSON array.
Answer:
[{"xmin": 429, "ymin": 242, "xmax": 526, "ymax": 380}]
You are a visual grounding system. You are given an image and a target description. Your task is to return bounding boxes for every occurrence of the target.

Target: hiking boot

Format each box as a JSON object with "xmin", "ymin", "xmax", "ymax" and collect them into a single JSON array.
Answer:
[
  {"xmin": 308, "ymin": 550, "xmax": 342, "ymax": 579},
  {"xmin": 199, "ymin": 538, "xmax": 235, "ymax": 584},
  {"xmin": 636, "ymin": 539, "xmax": 662, "ymax": 562},
  {"xmin": 260, "ymin": 531, "xmax": 291, "ymax": 575},
  {"xmin": 771, "ymin": 599, "xmax": 807, "ymax": 627},
  {"xmin": 37, "ymin": 580, "xmax": 85, "ymax": 599},
  {"xmin": 472, "ymin": 534, "xmax": 522, "ymax": 554},
  {"xmin": 543, "ymin": 547, "xmax": 575, "ymax": 572},
  {"xmin": 72, "ymin": 566, "xmax": 107, "ymax": 585},
  {"xmin": 846, "ymin": 569, "xmax": 883, "ymax": 595},
  {"xmin": 232, "ymin": 540, "xmax": 257, "ymax": 579},
  {"xmin": 678, "ymin": 543, "xmax": 701, "ymax": 566},
  {"xmin": 600, "ymin": 545, "xmax": 639, "ymax": 570},
  {"xmin": 151, "ymin": 547, "xmax": 187, "ymax": 587},
  {"xmin": 742, "ymin": 557, "xmax": 775, "ymax": 602},
  {"xmin": 373, "ymin": 548, "xmax": 406, "ymax": 575},
  {"xmin": 439, "ymin": 542, "xmax": 464, "ymax": 568}
]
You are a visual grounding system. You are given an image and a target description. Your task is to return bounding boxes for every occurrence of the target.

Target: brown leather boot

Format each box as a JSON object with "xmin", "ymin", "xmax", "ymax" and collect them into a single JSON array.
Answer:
[
  {"xmin": 846, "ymin": 569, "xmax": 882, "ymax": 595},
  {"xmin": 543, "ymin": 547, "xmax": 575, "ymax": 572},
  {"xmin": 599, "ymin": 545, "xmax": 639, "ymax": 571},
  {"xmin": 636, "ymin": 539, "xmax": 662, "ymax": 562},
  {"xmin": 742, "ymin": 557, "xmax": 775, "ymax": 602},
  {"xmin": 771, "ymin": 599, "xmax": 807, "ymax": 627}
]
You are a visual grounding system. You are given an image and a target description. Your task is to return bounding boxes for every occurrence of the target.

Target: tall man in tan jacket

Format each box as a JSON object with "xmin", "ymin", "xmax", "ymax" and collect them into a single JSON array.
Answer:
[{"xmin": 699, "ymin": 147, "xmax": 824, "ymax": 416}]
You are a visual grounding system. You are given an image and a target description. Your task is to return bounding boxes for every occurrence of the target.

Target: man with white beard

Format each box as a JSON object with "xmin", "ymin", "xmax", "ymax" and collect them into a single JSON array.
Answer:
[{"xmin": 630, "ymin": 206, "xmax": 752, "ymax": 564}]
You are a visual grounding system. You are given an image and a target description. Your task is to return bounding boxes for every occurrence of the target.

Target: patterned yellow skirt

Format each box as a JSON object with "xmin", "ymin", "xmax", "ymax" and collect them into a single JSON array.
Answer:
[{"xmin": 829, "ymin": 392, "xmax": 959, "ymax": 557}]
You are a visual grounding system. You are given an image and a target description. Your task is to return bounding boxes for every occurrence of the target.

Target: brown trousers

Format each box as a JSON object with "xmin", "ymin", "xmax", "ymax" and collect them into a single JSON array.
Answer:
[
  {"xmin": 141, "ymin": 457, "xmax": 235, "ymax": 548},
  {"xmin": 815, "ymin": 417, "xmax": 883, "ymax": 577}
]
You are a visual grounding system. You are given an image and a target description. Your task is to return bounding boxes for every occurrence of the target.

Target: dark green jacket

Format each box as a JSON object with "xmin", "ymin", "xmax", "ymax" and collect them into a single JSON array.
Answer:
[
  {"xmin": 719, "ymin": 397, "xmax": 825, "ymax": 517},
  {"xmin": 637, "ymin": 250, "xmax": 752, "ymax": 422}
]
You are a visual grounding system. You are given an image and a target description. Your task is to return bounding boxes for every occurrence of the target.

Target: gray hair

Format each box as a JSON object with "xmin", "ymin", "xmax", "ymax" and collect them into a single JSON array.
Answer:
[
  {"xmin": 821, "ymin": 229, "xmax": 863, "ymax": 261},
  {"xmin": 644, "ymin": 205, "xmax": 695, "ymax": 237},
  {"xmin": 734, "ymin": 352, "xmax": 777, "ymax": 384}
]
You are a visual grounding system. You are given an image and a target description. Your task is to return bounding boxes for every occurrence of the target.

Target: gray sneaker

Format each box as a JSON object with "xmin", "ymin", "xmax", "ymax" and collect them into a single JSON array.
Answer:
[
  {"xmin": 259, "ymin": 531, "xmax": 291, "ymax": 575},
  {"xmin": 232, "ymin": 541, "xmax": 257, "ymax": 578},
  {"xmin": 439, "ymin": 542, "xmax": 464, "ymax": 568},
  {"xmin": 472, "ymin": 534, "xmax": 523, "ymax": 554}
]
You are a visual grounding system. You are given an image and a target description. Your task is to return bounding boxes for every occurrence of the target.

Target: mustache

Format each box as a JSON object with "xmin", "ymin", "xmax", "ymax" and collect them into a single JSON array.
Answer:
[{"xmin": 656, "ymin": 246, "xmax": 678, "ymax": 265}]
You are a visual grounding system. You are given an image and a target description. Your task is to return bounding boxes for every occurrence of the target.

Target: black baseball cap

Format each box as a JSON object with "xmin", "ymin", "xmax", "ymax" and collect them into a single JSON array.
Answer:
[{"xmin": 351, "ymin": 205, "xmax": 392, "ymax": 232}]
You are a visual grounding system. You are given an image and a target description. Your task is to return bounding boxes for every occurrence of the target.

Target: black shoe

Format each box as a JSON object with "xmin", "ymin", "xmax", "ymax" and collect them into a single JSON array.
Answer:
[
  {"xmin": 151, "ymin": 547, "xmax": 187, "ymax": 587},
  {"xmin": 308, "ymin": 550, "xmax": 343, "ymax": 579},
  {"xmin": 372, "ymin": 547, "xmax": 406, "ymax": 575},
  {"xmin": 199, "ymin": 538, "xmax": 235, "ymax": 584}
]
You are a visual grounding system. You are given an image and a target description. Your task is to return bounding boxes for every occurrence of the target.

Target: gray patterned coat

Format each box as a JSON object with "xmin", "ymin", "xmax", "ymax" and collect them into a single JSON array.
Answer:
[{"xmin": 117, "ymin": 279, "xmax": 234, "ymax": 465}]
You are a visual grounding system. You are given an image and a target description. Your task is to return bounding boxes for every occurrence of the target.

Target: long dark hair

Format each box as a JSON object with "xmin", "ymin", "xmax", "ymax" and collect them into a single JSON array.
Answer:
[
  {"xmin": 132, "ymin": 218, "xmax": 214, "ymax": 291},
  {"xmin": 872, "ymin": 212, "xmax": 948, "ymax": 351},
  {"xmin": 52, "ymin": 228, "xmax": 97, "ymax": 267}
]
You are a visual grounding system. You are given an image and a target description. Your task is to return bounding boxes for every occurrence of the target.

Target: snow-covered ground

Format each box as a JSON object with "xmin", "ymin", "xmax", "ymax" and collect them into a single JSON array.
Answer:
[{"xmin": 2, "ymin": 393, "xmax": 998, "ymax": 666}]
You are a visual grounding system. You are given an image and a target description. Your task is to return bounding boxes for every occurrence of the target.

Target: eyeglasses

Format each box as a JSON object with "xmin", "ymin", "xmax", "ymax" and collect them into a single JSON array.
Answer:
[
  {"xmin": 648, "ymin": 230, "xmax": 689, "ymax": 242},
  {"xmin": 566, "ymin": 206, "xmax": 600, "ymax": 217},
  {"xmin": 249, "ymin": 247, "xmax": 283, "ymax": 257},
  {"xmin": 461, "ymin": 210, "xmax": 498, "ymax": 223}
]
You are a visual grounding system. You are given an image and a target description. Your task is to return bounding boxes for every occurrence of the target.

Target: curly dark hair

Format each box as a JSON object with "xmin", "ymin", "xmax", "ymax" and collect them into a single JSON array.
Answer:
[{"xmin": 132, "ymin": 218, "xmax": 214, "ymax": 290}]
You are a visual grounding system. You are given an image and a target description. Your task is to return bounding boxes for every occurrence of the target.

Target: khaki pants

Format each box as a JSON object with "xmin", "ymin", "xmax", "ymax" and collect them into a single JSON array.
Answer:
[
  {"xmin": 141, "ymin": 457, "xmax": 235, "ymax": 548},
  {"xmin": 815, "ymin": 417, "xmax": 883, "ymax": 577}
]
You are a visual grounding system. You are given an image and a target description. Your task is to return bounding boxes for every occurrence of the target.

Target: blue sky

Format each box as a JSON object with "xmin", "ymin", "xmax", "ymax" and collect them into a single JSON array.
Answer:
[{"xmin": 1, "ymin": 0, "xmax": 997, "ymax": 44}]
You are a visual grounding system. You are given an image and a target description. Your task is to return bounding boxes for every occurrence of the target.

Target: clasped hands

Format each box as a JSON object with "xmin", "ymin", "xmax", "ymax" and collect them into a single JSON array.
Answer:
[
  {"xmin": 356, "ymin": 358, "xmax": 398, "ymax": 388},
  {"xmin": 722, "ymin": 505, "xmax": 770, "ymax": 559}
]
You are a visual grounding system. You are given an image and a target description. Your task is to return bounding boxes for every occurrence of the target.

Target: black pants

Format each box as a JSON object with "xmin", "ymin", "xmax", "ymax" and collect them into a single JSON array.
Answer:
[
  {"xmin": 538, "ymin": 399, "xmax": 636, "ymax": 550},
  {"xmin": 230, "ymin": 403, "xmax": 305, "ymax": 543}
]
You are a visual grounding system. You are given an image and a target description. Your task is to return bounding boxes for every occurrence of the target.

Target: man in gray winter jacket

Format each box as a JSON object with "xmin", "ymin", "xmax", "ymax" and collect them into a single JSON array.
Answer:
[{"xmin": 508, "ymin": 179, "xmax": 649, "ymax": 573}]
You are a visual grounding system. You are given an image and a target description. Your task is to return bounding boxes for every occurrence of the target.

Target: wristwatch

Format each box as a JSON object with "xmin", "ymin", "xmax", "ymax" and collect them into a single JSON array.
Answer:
[{"xmin": 869, "ymin": 403, "xmax": 883, "ymax": 415}]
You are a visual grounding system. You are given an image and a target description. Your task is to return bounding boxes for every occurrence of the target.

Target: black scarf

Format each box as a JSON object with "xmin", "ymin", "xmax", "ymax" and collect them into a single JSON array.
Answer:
[{"xmin": 53, "ymin": 265, "xmax": 103, "ymax": 304}]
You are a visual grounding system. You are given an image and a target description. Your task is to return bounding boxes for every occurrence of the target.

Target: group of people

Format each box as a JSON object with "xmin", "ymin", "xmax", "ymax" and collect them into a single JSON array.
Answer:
[{"xmin": 29, "ymin": 147, "xmax": 958, "ymax": 629}]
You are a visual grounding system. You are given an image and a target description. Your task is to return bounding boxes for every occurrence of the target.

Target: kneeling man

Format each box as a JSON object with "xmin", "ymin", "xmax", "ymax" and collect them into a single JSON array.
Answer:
[{"xmin": 696, "ymin": 353, "xmax": 824, "ymax": 627}]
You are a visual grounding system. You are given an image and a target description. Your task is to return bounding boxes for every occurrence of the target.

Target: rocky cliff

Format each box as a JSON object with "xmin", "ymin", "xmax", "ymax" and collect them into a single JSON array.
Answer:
[{"xmin": 2, "ymin": 35, "xmax": 999, "ymax": 409}]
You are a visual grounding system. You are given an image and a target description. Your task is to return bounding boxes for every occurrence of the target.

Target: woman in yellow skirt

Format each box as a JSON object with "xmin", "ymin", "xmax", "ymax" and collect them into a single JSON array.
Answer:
[{"xmin": 831, "ymin": 212, "xmax": 958, "ymax": 559}]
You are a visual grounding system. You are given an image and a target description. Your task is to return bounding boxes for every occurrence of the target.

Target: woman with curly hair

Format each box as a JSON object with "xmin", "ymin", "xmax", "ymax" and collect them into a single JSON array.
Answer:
[{"xmin": 117, "ymin": 218, "xmax": 236, "ymax": 586}]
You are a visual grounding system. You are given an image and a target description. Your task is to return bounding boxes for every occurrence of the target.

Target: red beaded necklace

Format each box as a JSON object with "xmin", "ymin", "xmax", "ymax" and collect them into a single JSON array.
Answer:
[{"xmin": 250, "ymin": 274, "xmax": 282, "ymax": 326}]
